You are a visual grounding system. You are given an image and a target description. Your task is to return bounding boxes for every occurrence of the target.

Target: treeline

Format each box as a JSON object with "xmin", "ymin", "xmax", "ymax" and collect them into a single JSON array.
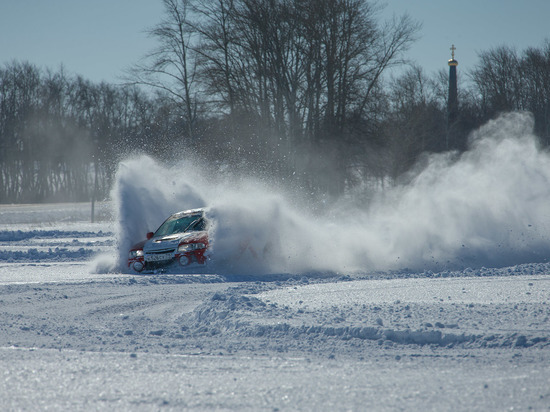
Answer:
[
  {"xmin": 1, "ymin": 0, "xmax": 550, "ymax": 203},
  {"xmin": 471, "ymin": 45, "xmax": 550, "ymax": 145},
  {"xmin": 0, "ymin": 62, "xmax": 186, "ymax": 202}
]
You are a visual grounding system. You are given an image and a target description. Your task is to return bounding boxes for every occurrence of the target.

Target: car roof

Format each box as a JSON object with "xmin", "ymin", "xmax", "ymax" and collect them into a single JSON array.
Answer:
[{"xmin": 170, "ymin": 208, "xmax": 205, "ymax": 219}]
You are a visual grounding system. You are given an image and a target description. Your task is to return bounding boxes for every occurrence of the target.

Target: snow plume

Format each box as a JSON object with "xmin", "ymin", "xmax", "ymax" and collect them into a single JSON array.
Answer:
[
  {"xmin": 108, "ymin": 112, "xmax": 550, "ymax": 275},
  {"xmin": 365, "ymin": 112, "xmax": 550, "ymax": 270},
  {"xmin": 108, "ymin": 156, "xmax": 206, "ymax": 272}
]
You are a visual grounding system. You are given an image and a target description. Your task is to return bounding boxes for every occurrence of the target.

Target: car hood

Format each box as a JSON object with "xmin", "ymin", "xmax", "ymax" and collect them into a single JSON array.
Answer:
[
  {"xmin": 129, "ymin": 239, "xmax": 147, "ymax": 251},
  {"xmin": 143, "ymin": 231, "xmax": 207, "ymax": 253}
]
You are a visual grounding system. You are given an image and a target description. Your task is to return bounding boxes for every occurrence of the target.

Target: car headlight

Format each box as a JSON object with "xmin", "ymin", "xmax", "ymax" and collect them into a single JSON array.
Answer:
[
  {"xmin": 129, "ymin": 249, "xmax": 144, "ymax": 258},
  {"xmin": 178, "ymin": 242, "xmax": 206, "ymax": 252}
]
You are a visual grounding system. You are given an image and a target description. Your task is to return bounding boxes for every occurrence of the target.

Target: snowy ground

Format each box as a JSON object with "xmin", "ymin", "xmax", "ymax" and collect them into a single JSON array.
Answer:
[{"xmin": 1, "ymin": 202, "xmax": 550, "ymax": 411}]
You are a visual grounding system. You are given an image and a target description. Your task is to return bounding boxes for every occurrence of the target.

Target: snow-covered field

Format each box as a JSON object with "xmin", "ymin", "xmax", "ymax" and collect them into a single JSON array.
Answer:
[
  {"xmin": 1, "ymin": 202, "xmax": 549, "ymax": 411},
  {"xmin": 1, "ymin": 113, "xmax": 550, "ymax": 411}
]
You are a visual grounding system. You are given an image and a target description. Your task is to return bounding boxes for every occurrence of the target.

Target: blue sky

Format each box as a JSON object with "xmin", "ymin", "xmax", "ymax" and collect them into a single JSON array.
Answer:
[
  {"xmin": 0, "ymin": 0, "xmax": 163, "ymax": 83},
  {"xmin": 1, "ymin": 0, "xmax": 549, "ymax": 84},
  {"xmin": 384, "ymin": 0, "xmax": 550, "ymax": 77}
]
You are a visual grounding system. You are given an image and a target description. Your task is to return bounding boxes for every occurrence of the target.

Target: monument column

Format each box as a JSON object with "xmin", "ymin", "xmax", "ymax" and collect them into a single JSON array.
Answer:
[{"xmin": 447, "ymin": 45, "xmax": 459, "ymax": 150}]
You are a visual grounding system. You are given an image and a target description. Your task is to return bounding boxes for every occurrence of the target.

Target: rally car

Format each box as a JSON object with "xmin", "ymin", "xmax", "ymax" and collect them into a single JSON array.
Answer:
[{"xmin": 128, "ymin": 208, "xmax": 209, "ymax": 273}]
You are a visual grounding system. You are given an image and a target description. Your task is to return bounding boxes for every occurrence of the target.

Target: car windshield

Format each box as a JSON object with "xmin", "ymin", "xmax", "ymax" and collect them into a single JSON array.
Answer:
[{"xmin": 154, "ymin": 213, "xmax": 206, "ymax": 237}]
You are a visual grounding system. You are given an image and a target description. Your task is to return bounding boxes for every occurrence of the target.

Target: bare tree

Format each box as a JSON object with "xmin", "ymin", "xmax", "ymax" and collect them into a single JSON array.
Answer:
[
  {"xmin": 0, "ymin": 62, "xmax": 168, "ymax": 203},
  {"xmin": 190, "ymin": 0, "xmax": 420, "ymax": 193},
  {"xmin": 128, "ymin": 0, "xmax": 199, "ymax": 141},
  {"xmin": 383, "ymin": 65, "xmax": 446, "ymax": 180},
  {"xmin": 470, "ymin": 42, "xmax": 550, "ymax": 146},
  {"xmin": 521, "ymin": 41, "xmax": 550, "ymax": 145},
  {"xmin": 470, "ymin": 46, "xmax": 522, "ymax": 117}
]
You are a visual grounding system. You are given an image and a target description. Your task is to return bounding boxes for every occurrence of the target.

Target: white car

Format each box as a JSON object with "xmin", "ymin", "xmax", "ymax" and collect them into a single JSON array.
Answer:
[{"xmin": 128, "ymin": 209, "xmax": 209, "ymax": 273}]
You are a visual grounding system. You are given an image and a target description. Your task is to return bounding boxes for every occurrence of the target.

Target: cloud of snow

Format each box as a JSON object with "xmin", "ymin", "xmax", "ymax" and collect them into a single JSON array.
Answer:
[
  {"xmin": 107, "ymin": 156, "xmax": 206, "ymax": 272},
  {"xmin": 364, "ymin": 112, "xmax": 550, "ymax": 270},
  {"xmin": 108, "ymin": 112, "xmax": 550, "ymax": 275}
]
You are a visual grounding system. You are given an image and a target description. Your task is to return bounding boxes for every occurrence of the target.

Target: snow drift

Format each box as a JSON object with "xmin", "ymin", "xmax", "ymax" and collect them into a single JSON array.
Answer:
[{"xmin": 110, "ymin": 112, "xmax": 550, "ymax": 275}]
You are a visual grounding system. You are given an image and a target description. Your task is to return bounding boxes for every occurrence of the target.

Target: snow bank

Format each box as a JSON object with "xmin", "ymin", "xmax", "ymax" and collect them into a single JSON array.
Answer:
[
  {"xmin": 184, "ymin": 282, "xmax": 550, "ymax": 349},
  {"xmin": 0, "ymin": 227, "xmax": 113, "ymax": 264},
  {"xmin": 111, "ymin": 112, "xmax": 550, "ymax": 275},
  {"xmin": 0, "ymin": 202, "xmax": 111, "ymax": 226}
]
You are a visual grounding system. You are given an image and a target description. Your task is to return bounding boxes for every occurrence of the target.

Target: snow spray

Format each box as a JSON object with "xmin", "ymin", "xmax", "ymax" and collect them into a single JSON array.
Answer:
[
  {"xmin": 364, "ymin": 112, "xmax": 550, "ymax": 270},
  {"xmin": 108, "ymin": 112, "xmax": 550, "ymax": 275}
]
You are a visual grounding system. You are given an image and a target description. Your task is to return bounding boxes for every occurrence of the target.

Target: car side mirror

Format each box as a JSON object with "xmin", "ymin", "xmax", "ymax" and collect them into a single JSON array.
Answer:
[{"xmin": 146, "ymin": 232, "xmax": 154, "ymax": 240}]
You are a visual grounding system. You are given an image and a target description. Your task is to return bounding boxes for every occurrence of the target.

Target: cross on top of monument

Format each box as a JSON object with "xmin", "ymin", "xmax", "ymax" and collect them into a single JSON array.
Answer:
[{"xmin": 450, "ymin": 44, "xmax": 456, "ymax": 60}]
